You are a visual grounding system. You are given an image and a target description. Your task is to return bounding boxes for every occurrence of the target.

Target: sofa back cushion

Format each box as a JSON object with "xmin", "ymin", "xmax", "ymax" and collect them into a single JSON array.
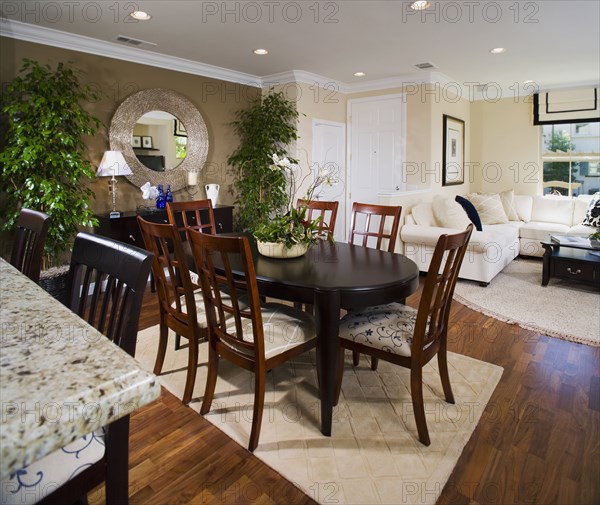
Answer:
[
  {"xmin": 411, "ymin": 202, "xmax": 437, "ymax": 227},
  {"xmin": 513, "ymin": 195, "xmax": 533, "ymax": 222},
  {"xmin": 573, "ymin": 195, "xmax": 594, "ymax": 224},
  {"xmin": 531, "ymin": 196, "xmax": 574, "ymax": 226}
]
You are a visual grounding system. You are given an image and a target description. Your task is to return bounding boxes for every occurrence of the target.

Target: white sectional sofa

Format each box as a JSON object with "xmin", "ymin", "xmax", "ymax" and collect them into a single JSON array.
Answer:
[{"xmin": 400, "ymin": 193, "xmax": 596, "ymax": 285}]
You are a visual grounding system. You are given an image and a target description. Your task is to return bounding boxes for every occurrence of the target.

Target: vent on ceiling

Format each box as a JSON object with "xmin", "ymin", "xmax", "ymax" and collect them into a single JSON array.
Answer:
[
  {"xmin": 414, "ymin": 62, "xmax": 438, "ymax": 70},
  {"xmin": 115, "ymin": 35, "xmax": 157, "ymax": 49}
]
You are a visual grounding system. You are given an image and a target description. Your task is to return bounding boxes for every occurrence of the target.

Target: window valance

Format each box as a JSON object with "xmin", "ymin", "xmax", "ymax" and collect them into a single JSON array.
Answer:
[{"xmin": 534, "ymin": 87, "xmax": 600, "ymax": 125}]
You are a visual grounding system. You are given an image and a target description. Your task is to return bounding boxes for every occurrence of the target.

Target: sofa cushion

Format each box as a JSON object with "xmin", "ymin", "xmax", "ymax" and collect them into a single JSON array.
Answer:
[
  {"xmin": 568, "ymin": 224, "xmax": 597, "ymax": 237},
  {"xmin": 530, "ymin": 196, "xmax": 574, "ymax": 226},
  {"xmin": 455, "ymin": 195, "xmax": 482, "ymax": 231},
  {"xmin": 573, "ymin": 195, "xmax": 594, "ymax": 224},
  {"xmin": 519, "ymin": 221, "xmax": 571, "ymax": 240},
  {"xmin": 582, "ymin": 194, "xmax": 600, "ymax": 227},
  {"xmin": 499, "ymin": 189, "xmax": 520, "ymax": 221},
  {"xmin": 411, "ymin": 202, "xmax": 437, "ymax": 227},
  {"xmin": 431, "ymin": 197, "xmax": 471, "ymax": 229},
  {"xmin": 513, "ymin": 195, "xmax": 533, "ymax": 222},
  {"xmin": 468, "ymin": 194, "xmax": 509, "ymax": 224}
]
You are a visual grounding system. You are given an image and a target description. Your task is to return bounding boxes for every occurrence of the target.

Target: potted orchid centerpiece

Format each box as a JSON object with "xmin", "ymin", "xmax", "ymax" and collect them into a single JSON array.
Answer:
[{"xmin": 253, "ymin": 154, "xmax": 338, "ymax": 258}]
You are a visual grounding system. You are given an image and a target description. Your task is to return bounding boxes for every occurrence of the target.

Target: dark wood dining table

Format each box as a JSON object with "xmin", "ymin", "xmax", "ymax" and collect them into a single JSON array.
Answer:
[{"xmin": 221, "ymin": 237, "xmax": 420, "ymax": 436}]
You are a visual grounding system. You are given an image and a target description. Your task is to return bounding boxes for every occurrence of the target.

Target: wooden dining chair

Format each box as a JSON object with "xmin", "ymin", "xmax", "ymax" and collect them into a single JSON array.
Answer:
[
  {"xmin": 9, "ymin": 208, "xmax": 51, "ymax": 283},
  {"xmin": 166, "ymin": 199, "xmax": 216, "ymax": 241},
  {"xmin": 2, "ymin": 232, "xmax": 153, "ymax": 505},
  {"xmin": 348, "ymin": 202, "xmax": 402, "ymax": 369},
  {"xmin": 188, "ymin": 231, "xmax": 318, "ymax": 452},
  {"xmin": 335, "ymin": 224, "xmax": 473, "ymax": 446},
  {"xmin": 166, "ymin": 200, "xmax": 216, "ymax": 349},
  {"xmin": 137, "ymin": 216, "xmax": 206, "ymax": 404},
  {"xmin": 296, "ymin": 199, "xmax": 339, "ymax": 240}
]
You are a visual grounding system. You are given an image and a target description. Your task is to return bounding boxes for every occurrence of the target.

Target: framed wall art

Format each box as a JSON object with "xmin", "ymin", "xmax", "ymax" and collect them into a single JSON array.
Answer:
[
  {"xmin": 442, "ymin": 114, "xmax": 465, "ymax": 186},
  {"xmin": 142, "ymin": 136, "xmax": 153, "ymax": 149},
  {"xmin": 131, "ymin": 135, "xmax": 141, "ymax": 148}
]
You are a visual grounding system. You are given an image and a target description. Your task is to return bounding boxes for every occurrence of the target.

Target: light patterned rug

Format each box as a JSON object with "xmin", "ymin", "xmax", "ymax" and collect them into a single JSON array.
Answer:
[
  {"xmin": 135, "ymin": 326, "xmax": 503, "ymax": 505},
  {"xmin": 454, "ymin": 257, "xmax": 600, "ymax": 346}
]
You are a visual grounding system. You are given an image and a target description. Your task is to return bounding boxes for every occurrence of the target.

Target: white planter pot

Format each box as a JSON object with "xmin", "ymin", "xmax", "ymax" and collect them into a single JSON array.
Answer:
[{"xmin": 256, "ymin": 241, "xmax": 309, "ymax": 258}]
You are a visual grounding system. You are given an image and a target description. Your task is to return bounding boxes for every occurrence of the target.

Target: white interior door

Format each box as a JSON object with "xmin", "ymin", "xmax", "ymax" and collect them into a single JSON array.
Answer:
[
  {"xmin": 312, "ymin": 119, "xmax": 346, "ymax": 242},
  {"xmin": 347, "ymin": 95, "xmax": 406, "ymax": 228}
]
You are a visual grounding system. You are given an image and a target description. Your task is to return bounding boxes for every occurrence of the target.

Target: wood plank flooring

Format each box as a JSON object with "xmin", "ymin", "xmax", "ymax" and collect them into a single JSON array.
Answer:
[{"xmin": 91, "ymin": 281, "xmax": 599, "ymax": 505}]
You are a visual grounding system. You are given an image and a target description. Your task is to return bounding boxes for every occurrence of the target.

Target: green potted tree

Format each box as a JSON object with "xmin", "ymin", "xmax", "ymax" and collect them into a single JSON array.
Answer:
[
  {"xmin": 0, "ymin": 59, "xmax": 100, "ymax": 297},
  {"xmin": 227, "ymin": 90, "xmax": 299, "ymax": 232}
]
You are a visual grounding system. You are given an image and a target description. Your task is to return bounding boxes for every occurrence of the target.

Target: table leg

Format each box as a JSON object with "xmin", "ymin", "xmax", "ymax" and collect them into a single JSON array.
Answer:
[
  {"xmin": 313, "ymin": 289, "xmax": 341, "ymax": 437},
  {"xmin": 105, "ymin": 415, "xmax": 130, "ymax": 504},
  {"xmin": 541, "ymin": 243, "xmax": 552, "ymax": 286}
]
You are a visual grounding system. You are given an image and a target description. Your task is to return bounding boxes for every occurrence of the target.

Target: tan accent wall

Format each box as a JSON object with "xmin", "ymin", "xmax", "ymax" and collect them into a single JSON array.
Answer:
[
  {"xmin": 470, "ymin": 97, "xmax": 541, "ymax": 196},
  {"xmin": 0, "ymin": 37, "xmax": 260, "ymax": 216}
]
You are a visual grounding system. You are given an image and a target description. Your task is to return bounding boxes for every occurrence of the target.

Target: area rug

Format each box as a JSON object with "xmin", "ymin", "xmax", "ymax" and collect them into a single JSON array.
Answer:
[
  {"xmin": 453, "ymin": 257, "xmax": 599, "ymax": 346},
  {"xmin": 135, "ymin": 326, "xmax": 503, "ymax": 505}
]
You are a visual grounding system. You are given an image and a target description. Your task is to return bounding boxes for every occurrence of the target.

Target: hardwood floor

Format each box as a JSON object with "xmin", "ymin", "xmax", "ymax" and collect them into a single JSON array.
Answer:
[{"xmin": 92, "ymin": 282, "xmax": 599, "ymax": 505}]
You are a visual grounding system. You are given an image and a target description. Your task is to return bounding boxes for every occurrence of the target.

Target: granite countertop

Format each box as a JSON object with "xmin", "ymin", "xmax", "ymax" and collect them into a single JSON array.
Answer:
[{"xmin": 0, "ymin": 259, "xmax": 160, "ymax": 480}]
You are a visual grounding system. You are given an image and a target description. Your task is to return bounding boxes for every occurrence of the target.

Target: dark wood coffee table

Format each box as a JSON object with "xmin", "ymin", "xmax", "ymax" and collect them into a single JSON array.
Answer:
[{"xmin": 541, "ymin": 235, "xmax": 600, "ymax": 287}]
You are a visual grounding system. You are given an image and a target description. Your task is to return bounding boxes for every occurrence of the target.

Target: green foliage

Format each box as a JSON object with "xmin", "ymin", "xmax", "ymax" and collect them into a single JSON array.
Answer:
[
  {"xmin": 253, "ymin": 206, "xmax": 322, "ymax": 248},
  {"xmin": 0, "ymin": 59, "xmax": 100, "ymax": 265},
  {"xmin": 227, "ymin": 90, "xmax": 299, "ymax": 231}
]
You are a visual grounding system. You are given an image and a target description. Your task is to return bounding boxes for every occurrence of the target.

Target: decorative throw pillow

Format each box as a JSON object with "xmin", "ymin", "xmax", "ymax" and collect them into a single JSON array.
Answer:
[
  {"xmin": 455, "ymin": 195, "xmax": 483, "ymax": 231},
  {"xmin": 431, "ymin": 196, "xmax": 472, "ymax": 230},
  {"xmin": 468, "ymin": 193, "xmax": 509, "ymax": 225},
  {"xmin": 582, "ymin": 194, "xmax": 600, "ymax": 227},
  {"xmin": 498, "ymin": 189, "xmax": 520, "ymax": 221}
]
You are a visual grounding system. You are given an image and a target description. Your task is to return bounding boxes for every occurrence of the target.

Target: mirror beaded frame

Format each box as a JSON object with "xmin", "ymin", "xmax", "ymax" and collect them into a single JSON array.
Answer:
[{"xmin": 109, "ymin": 88, "xmax": 209, "ymax": 192}]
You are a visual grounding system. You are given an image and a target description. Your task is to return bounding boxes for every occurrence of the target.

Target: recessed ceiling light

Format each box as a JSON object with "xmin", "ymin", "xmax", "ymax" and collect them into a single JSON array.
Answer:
[
  {"xmin": 353, "ymin": 72, "xmax": 366, "ymax": 77},
  {"xmin": 523, "ymin": 80, "xmax": 535, "ymax": 84},
  {"xmin": 490, "ymin": 47, "xmax": 506, "ymax": 54},
  {"xmin": 130, "ymin": 11, "xmax": 151, "ymax": 21},
  {"xmin": 410, "ymin": 1, "xmax": 431, "ymax": 10},
  {"xmin": 253, "ymin": 49, "xmax": 269, "ymax": 55}
]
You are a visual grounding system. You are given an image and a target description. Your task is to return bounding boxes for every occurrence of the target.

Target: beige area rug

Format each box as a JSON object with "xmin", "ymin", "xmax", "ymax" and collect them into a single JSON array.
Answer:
[
  {"xmin": 453, "ymin": 257, "xmax": 600, "ymax": 346},
  {"xmin": 135, "ymin": 326, "xmax": 503, "ymax": 505}
]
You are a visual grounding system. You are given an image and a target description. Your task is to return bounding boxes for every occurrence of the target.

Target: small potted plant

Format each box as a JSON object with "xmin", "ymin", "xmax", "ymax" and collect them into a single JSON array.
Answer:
[{"xmin": 590, "ymin": 228, "xmax": 600, "ymax": 248}]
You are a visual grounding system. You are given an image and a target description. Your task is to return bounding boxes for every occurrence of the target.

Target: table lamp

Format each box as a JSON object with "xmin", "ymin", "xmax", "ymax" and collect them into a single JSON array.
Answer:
[{"xmin": 96, "ymin": 151, "xmax": 133, "ymax": 219}]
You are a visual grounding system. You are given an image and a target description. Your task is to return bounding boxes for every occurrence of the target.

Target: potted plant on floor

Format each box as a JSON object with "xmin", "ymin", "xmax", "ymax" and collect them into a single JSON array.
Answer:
[
  {"xmin": 0, "ymin": 59, "xmax": 100, "ymax": 299},
  {"xmin": 227, "ymin": 90, "xmax": 299, "ymax": 232}
]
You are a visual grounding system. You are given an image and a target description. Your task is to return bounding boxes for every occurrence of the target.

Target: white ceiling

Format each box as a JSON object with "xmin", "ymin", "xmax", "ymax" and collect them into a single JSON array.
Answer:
[{"xmin": 1, "ymin": 0, "xmax": 599, "ymax": 93}]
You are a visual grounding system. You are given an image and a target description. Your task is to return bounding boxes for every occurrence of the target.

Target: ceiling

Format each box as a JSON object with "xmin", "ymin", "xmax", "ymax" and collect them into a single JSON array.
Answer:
[{"xmin": 1, "ymin": 0, "xmax": 599, "ymax": 93}]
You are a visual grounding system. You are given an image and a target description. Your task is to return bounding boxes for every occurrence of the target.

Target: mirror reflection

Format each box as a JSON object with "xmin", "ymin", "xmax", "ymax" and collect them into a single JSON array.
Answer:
[{"xmin": 131, "ymin": 111, "xmax": 188, "ymax": 172}]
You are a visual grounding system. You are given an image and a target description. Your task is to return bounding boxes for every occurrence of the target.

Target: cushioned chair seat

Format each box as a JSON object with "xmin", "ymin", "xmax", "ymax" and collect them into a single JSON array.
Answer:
[
  {"xmin": 2, "ymin": 429, "xmax": 105, "ymax": 505},
  {"xmin": 339, "ymin": 303, "xmax": 423, "ymax": 358},
  {"xmin": 172, "ymin": 289, "xmax": 249, "ymax": 326},
  {"xmin": 231, "ymin": 302, "xmax": 316, "ymax": 359}
]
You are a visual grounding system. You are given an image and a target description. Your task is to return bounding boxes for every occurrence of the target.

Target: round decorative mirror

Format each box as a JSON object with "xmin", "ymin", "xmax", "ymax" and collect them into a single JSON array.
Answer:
[{"xmin": 109, "ymin": 88, "xmax": 208, "ymax": 191}]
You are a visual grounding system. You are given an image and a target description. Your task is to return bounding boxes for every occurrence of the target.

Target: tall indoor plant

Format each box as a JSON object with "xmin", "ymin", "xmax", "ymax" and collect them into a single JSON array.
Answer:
[
  {"xmin": 227, "ymin": 90, "xmax": 299, "ymax": 232},
  {"xmin": 0, "ymin": 59, "xmax": 100, "ymax": 268}
]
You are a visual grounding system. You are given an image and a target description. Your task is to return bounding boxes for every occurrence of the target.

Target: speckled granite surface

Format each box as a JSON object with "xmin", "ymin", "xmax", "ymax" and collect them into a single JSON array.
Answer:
[{"xmin": 0, "ymin": 259, "xmax": 160, "ymax": 479}]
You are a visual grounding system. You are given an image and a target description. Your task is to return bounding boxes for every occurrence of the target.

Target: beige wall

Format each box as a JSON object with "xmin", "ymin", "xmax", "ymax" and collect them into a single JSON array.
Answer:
[
  {"xmin": 470, "ymin": 97, "xmax": 541, "ymax": 196},
  {"xmin": 0, "ymin": 37, "xmax": 260, "ymax": 215}
]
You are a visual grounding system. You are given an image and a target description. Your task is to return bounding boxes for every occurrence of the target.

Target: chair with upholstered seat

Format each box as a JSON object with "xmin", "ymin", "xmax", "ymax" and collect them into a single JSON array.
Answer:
[
  {"xmin": 296, "ymin": 199, "xmax": 339, "ymax": 240},
  {"xmin": 347, "ymin": 202, "xmax": 402, "ymax": 369},
  {"xmin": 10, "ymin": 208, "xmax": 51, "ymax": 283},
  {"xmin": 188, "ymin": 231, "xmax": 318, "ymax": 452},
  {"xmin": 335, "ymin": 224, "xmax": 473, "ymax": 446},
  {"xmin": 137, "ymin": 216, "xmax": 206, "ymax": 405},
  {"xmin": 2, "ymin": 232, "xmax": 153, "ymax": 504},
  {"xmin": 166, "ymin": 200, "xmax": 216, "ymax": 350}
]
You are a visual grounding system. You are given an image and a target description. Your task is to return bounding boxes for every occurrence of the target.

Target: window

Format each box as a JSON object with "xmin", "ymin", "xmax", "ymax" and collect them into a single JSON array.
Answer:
[
  {"xmin": 541, "ymin": 122, "xmax": 600, "ymax": 197},
  {"xmin": 175, "ymin": 136, "xmax": 187, "ymax": 159}
]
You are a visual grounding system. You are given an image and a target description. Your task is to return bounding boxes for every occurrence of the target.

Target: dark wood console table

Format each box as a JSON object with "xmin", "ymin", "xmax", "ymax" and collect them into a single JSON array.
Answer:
[{"xmin": 94, "ymin": 205, "xmax": 234, "ymax": 247}]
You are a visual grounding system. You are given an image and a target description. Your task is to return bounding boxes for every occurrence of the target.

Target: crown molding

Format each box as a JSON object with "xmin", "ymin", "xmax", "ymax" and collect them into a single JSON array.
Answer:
[{"xmin": 0, "ymin": 19, "xmax": 263, "ymax": 87}]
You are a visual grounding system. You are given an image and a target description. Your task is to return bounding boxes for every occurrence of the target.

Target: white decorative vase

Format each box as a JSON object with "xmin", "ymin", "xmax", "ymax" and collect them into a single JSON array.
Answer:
[
  {"xmin": 256, "ymin": 241, "xmax": 309, "ymax": 259},
  {"xmin": 205, "ymin": 183, "xmax": 220, "ymax": 207}
]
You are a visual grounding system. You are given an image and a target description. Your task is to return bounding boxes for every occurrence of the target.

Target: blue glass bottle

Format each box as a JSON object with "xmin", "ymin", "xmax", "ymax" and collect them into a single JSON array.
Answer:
[
  {"xmin": 156, "ymin": 184, "xmax": 166, "ymax": 209},
  {"xmin": 166, "ymin": 184, "xmax": 174, "ymax": 204}
]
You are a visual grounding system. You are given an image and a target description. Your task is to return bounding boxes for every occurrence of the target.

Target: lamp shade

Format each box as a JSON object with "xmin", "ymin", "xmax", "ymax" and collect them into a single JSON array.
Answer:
[{"xmin": 96, "ymin": 151, "xmax": 133, "ymax": 177}]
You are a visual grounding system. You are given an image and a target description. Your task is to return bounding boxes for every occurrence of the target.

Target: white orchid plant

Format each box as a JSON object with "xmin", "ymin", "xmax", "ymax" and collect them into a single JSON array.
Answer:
[{"xmin": 253, "ymin": 153, "xmax": 339, "ymax": 247}]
